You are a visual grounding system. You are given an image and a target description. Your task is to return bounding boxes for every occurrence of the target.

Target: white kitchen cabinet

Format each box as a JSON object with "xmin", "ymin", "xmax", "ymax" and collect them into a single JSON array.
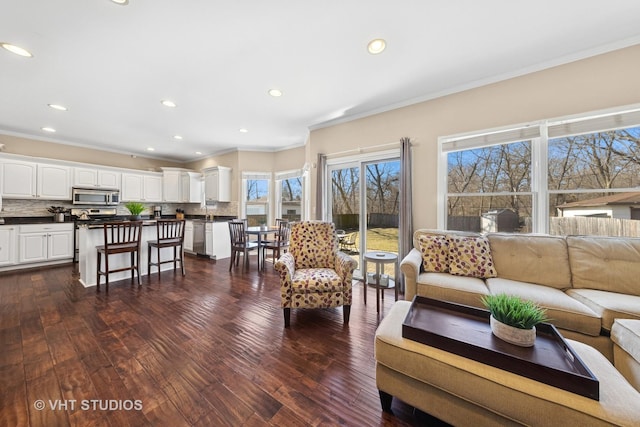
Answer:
[
  {"xmin": 1, "ymin": 159, "xmax": 71, "ymax": 200},
  {"xmin": 143, "ymin": 175, "xmax": 162, "ymax": 202},
  {"xmin": 205, "ymin": 221, "xmax": 231, "ymax": 259},
  {"xmin": 97, "ymin": 169, "xmax": 121, "ymax": 189},
  {"xmin": 0, "ymin": 225, "xmax": 17, "ymax": 267},
  {"xmin": 184, "ymin": 220, "xmax": 194, "ymax": 252},
  {"xmin": 162, "ymin": 170, "xmax": 182, "ymax": 202},
  {"xmin": 121, "ymin": 172, "xmax": 162, "ymax": 202},
  {"xmin": 121, "ymin": 173, "xmax": 143, "ymax": 201},
  {"xmin": 1, "ymin": 159, "xmax": 37, "ymax": 198},
  {"xmin": 37, "ymin": 163, "xmax": 72, "ymax": 200},
  {"xmin": 18, "ymin": 223, "xmax": 73, "ymax": 264},
  {"xmin": 74, "ymin": 167, "xmax": 121, "ymax": 189},
  {"xmin": 181, "ymin": 172, "xmax": 202, "ymax": 203},
  {"xmin": 203, "ymin": 166, "xmax": 231, "ymax": 202}
]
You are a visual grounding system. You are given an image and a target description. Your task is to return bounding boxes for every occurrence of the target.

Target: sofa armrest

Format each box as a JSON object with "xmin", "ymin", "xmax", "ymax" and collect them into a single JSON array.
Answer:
[{"xmin": 401, "ymin": 248, "xmax": 422, "ymax": 301}]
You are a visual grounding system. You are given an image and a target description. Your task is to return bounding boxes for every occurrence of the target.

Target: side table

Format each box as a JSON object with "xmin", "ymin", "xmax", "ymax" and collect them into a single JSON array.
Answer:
[{"xmin": 363, "ymin": 251, "xmax": 398, "ymax": 313}]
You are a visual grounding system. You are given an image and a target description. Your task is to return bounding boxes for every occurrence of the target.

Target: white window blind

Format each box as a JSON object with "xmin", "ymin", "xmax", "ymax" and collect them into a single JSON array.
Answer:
[
  {"xmin": 441, "ymin": 126, "xmax": 540, "ymax": 152},
  {"xmin": 548, "ymin": 109, "xmax": 640, "ymax": 138},
  {"xmin": 275, "ymin": 169, "xmax": 303, "ymax": 180},
  {"xmin": 242, "ymin": 171, "xmax": 271, "ymax": 180}
]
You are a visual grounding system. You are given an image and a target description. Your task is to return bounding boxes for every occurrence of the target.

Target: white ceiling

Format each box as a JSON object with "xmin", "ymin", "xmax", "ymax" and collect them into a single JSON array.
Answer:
[{"xmin": 1, "ymin": 1, "xmax": 640, "ymax": 162}]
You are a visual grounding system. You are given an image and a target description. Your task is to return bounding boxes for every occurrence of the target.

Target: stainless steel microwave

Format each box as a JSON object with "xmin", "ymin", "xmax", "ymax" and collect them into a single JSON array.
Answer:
[{"xmin": 72, "ymin": 187, "xmax": 120, "ymax": 205}]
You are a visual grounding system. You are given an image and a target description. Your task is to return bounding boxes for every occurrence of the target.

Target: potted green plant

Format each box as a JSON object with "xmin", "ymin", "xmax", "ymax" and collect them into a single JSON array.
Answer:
[
  {"xmin": 124, "ymin": 202, "xmax": 145, "ymax": 220},
  {"xmin": 481, "ymin": 293, "xmax": 549, "ymax": 347}
]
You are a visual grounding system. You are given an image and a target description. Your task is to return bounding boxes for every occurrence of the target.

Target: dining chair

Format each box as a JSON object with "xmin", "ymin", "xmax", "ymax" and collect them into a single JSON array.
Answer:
[
  {"xmin": 228, "ymin": 220, "xmax": 259, "ymax": 271},
  {"xmin": 261, "ymin": 220, "xmax": 291, "ymax": 267},
  {"xmin": 96, "ymin": 221, "xmax": 142, "ymax": 292},
  {"xmin": 147, "ymin": 219, "xmax": 186, "ymax": 279},
  {"xmin": 262, "ymin": 218, "xmax": 286, "ymax": 245}
]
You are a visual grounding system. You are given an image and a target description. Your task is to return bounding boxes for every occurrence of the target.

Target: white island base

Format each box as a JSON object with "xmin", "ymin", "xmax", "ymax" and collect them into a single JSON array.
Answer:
[{"xmin": 78, "ymin": 224, "xmax": 182, "ymax": 288}]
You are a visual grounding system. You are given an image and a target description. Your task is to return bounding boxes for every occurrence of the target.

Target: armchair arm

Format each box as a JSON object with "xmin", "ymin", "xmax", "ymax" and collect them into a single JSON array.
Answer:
[
  {"xmin": 335, "ymin": 251, "xmax": 358, "ymax": 283},
  {"xmin": 274, "ymin": 252, "xmax": 295, "ymax": 308},
  {"xmin": 400, "ymin": 248, "xmax": 422, "ymax": 301}
]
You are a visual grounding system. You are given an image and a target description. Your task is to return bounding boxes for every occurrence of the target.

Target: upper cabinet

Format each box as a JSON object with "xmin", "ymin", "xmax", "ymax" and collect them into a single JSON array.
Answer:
[
  {"xmin": 162, "ymin": 169, "xmax": 182, "ymax": 202},
  {"xmin": 121, "ymin": 172, "xmax": 162, "ymax": 202},
  {"xmin": 73, "ymin": 166, "xmax": 121, "ymax": 190},
  {"xmin": 181, "ymin": 172, "xmax": 203, "ymax": 203},
  {"xmin": 1, "ymin": 159, "xmax": 71, "ymax": 200},
  {"xmin": 162, "ymin": 168, "xmax": 202, "ymax": 203},
  {"xmin": 203, "ymin": 166, "xmax": 231, "ymax": 202}
]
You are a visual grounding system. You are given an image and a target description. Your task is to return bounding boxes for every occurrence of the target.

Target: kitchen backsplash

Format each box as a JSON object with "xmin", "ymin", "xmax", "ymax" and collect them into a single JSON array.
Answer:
[{"xmin": 0, "ymin": 199, "xmax": 239, "ymax": 218}]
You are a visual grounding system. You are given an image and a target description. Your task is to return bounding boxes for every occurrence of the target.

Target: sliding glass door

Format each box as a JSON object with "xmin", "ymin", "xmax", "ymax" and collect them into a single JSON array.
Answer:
[{"xmin": 328, "ymin": 154, "xmax": 400, "ymax": 279}]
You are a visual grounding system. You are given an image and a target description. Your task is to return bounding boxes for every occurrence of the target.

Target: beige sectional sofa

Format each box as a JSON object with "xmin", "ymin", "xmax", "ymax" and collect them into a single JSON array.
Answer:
[{"xmin": 400, "ymin": 229, "xmax": 640, "ymax": 362}]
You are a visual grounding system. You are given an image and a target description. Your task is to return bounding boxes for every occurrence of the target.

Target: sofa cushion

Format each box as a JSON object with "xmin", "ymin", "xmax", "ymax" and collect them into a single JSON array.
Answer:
[
  {"xmin": 413, "ymin": 229, "xmax": 480, "ymax": 253},
  {"xmin": 416, "ymin": 272, "xmax": 489, "ymax": 309},
  {"xmin": 567, "ymin": 235, "xmax": 640, "ymax": 296},
  {"xmin": 417, "ymin": 234, "xmax": 450, "ymax": 273},
  {"xmin": 486, "ymin": 278, "xmax": 601, "ymax": 336},
  {"xmin": 612, "ymin": 319, "xmax": 640, "ymax": 365},
  {"xmin": 566, "ymin": 288, "xmax": 640, "ymax": 332},
  {"xmin": 447, "ymin": 235, "xmax": 497, "ymax": 279},
  {"xmin": 487, "ymin": 233, "xmax": 571, "ymax": 290}
]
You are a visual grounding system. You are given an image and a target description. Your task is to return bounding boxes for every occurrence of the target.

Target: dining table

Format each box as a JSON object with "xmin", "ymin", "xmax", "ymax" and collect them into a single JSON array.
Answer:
[{"xmin": 245, "ymin": 226, "xmax": 278, "ymax": 271}]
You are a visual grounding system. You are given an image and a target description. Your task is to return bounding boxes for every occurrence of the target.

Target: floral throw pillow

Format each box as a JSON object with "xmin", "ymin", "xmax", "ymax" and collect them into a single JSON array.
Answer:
[
  {"xmin": 447, "ymin": 235, "xmax": 497, "ymax": 278},
  {"xmin": 417, "ymin": 235, "xmax": 450, "ymax": 273}
]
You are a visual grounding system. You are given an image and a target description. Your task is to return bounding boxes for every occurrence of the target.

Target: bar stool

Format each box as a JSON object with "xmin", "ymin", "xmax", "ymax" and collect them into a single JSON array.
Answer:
[
  {"xmin": 96, "ymin": 221, "xmax": 143, "ymax": 292},
  {"xmin": 147, "ymin": 219, "xmax": 186, "ymax": 278}
]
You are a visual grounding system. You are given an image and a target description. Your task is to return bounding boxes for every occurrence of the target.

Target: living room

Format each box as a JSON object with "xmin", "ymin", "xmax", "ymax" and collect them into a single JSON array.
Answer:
[{"xmin": 2, "ymin": 1, "xmax": 640, "ymax": 426}]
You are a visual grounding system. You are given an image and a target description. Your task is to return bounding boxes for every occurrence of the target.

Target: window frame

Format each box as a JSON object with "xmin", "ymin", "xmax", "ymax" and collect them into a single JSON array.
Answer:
[
  {"xmin": 437, "ymin": 104, "xmax": 640, "ymax": 234},
  {"xmin": 241, "ymin": 171, "xmax": 271, "ymax": 226},
  {"xmin": 274, "ymin": 168, "xmax": 306, "ymax": 222}
]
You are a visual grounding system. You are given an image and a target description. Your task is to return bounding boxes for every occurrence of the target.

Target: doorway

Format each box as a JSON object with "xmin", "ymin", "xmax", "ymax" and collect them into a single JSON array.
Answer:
[{"xmin": 328, "ymin": 155, "xmax": 400, "ymax": 280}]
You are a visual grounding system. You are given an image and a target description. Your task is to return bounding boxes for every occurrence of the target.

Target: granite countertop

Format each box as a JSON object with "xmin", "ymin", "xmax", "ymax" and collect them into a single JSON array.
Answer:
[
  {"xmin": 0, "ymin": 214, "xmax": 237, "ymax": 225},
  {"xmin": 0, "ymin": 216, "xmax": 75, "ymax": 225}
]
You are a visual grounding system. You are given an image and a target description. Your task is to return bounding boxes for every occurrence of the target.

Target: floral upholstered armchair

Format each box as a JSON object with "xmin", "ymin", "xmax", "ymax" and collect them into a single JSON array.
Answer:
[{"xmin": 274, "ymin": 221, "xmax": 358, "ymax": 327}]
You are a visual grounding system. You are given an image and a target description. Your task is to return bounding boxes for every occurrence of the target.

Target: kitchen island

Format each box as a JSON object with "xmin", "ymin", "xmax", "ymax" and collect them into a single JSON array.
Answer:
[
  {"xmin": 77, "ymin": 221, "xmax": 180, "ymax": 287},
  {"xmin": 77, "ymin": 219, "xmax": 232, "ymax": 287}
]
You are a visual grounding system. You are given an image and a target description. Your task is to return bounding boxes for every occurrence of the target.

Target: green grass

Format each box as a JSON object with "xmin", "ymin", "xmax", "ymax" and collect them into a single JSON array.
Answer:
[{"xmin": 341, "ymin": 227, "xmax": 399, "ymax": 276}]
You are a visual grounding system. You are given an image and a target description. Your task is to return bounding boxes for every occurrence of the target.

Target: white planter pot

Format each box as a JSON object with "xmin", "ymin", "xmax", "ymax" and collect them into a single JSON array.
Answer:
[{"xmin": 490, "ymin": 315, "xmax": 536, "ymax": 347}]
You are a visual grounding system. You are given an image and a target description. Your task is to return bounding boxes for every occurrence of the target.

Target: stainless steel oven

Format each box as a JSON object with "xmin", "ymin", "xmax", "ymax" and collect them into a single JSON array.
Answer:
[{"xmin": 72, "ymin": 187, "xmax": 120, "ymax": 206}]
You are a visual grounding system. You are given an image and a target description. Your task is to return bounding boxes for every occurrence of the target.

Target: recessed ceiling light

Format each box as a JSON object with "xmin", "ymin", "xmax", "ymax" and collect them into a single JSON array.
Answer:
[
  {"xmin": 239, "ymin": 128, "xmax": 248, "ymax": 133},
  {"xmin": 195, "ymin": 151, "xmax": 202, "ymax": 155},
  {"xmin": 48, "ymin": 104, "xmax": 67, "ymax": 111},
  {"xmin": 268, "ymin": 89, "xmax": 282, "ymax": 97},
  {"xmin": 41, "ymin": 127, "xmax": 56, "ymax": 133},
  {"xmin": 146, "ymin": 147, "xmax": 155, "ymax": 151},
  {"xmin": 161, "ymin": 100, "xmax": 177, "ymax": 108},
  {"xmin": 1, "ymin": 42, "xmax": 33, "ymax": 57},
  {"xmin": 110, "ymin": 0, "xmax": 129, "ymax": 5},
  {"xmin": 367, "ymin": 38, "xmax": 386, "ymax": 54},
  {"xmin": 173, "ymin": 135, "xmax": 183, "ymax": 140}
]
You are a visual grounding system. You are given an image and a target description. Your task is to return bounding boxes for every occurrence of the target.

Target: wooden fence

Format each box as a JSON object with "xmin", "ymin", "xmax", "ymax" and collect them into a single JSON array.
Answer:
[{"xmin": 550, "ymin": 217, "xmax": 640, "ymax": 237}]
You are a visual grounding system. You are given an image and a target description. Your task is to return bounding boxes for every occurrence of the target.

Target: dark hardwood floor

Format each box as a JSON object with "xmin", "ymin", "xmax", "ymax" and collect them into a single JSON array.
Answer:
[{"xmin": 0, "ymin": 255, "xmax": 445, "ymax": 427}]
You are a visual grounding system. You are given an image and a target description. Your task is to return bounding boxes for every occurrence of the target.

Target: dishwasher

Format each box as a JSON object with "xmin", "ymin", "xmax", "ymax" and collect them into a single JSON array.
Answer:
[{"xmin": 192, "ymin": 220, "xmax": 206, "ymax": 255}]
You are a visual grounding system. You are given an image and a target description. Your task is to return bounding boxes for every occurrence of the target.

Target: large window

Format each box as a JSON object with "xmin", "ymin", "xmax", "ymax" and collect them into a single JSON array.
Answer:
[
  {"xmin": 275, "ymin": 169, "xmax": 305, "ymax": 222},
  {"xmin": 242, "ymin": 172, "xmax": 270, "ymax": 226},
  {"xmin": 439, "ymin": 106, "xmax": 640, "ymax": 236}
]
